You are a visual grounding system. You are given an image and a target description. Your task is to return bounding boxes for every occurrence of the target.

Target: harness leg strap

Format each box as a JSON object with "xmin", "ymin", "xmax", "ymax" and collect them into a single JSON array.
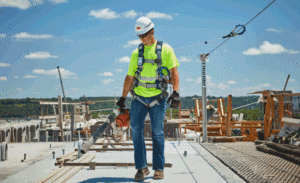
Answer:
[
  {"xmin": 135, "ymin": 96, "xmax": 150, "ymax": 108},
  {"xmin": 149, "ymin": 100, "xmax": 159, "ymax": 108}
]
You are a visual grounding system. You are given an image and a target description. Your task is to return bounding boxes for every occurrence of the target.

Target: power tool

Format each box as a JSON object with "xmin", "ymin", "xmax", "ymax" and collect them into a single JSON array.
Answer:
[{"xmin": 109, "ymin": 106, "xmax": 131, "ymax": 142}]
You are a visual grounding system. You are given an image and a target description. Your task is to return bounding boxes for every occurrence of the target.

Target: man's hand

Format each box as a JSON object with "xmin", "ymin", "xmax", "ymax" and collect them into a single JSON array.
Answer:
[
  {"xmin": 116, "ymin": 97, "xmax": 126, "ymax": 109},
  {"xmin": 167, "ymin": 91, "xmax": 180, "ymax": 108}
]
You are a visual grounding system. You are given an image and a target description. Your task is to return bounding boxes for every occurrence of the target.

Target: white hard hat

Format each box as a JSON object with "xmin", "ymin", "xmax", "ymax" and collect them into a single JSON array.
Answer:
[{"xmin": 135, "ymin": 17, "xmax": 154, "ymax": 35}]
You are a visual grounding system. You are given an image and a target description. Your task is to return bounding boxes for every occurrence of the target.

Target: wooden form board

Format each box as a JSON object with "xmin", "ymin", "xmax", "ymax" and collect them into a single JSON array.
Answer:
[{"xmin": 38, "ymin": 153, "xmax": 96, "ymax": 183}]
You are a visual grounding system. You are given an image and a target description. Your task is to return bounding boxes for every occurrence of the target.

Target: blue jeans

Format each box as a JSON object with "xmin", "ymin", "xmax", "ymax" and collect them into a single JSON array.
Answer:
[{"xmin": 130, "ymin": 95, "xmax": 166, "ymax": 171}]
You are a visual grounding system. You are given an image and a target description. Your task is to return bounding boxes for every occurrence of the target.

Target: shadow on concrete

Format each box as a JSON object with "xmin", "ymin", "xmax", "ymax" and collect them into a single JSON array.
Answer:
[{"xmin": 78, "ymin": 177, "xmax": 153, "ymax": 183}]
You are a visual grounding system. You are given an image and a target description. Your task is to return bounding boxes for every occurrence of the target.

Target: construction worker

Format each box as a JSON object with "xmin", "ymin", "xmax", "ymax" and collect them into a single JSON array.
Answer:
[{"xmin": 117, "ymin": 16, "xmax": 180, "ymax": 181}]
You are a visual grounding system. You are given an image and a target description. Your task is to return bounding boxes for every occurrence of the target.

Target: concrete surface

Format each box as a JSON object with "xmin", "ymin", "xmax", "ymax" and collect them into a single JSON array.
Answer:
[
  {"xmin": 1, "ymin": 142, "xmax": 75, "ymax": 182},
  {"xmin": 0, "ymin": 140, "xmax": 245, "ymax": 183},
  {"xmin": 66, "ymin": 141, "xmax": 245, "ymax": 183}
]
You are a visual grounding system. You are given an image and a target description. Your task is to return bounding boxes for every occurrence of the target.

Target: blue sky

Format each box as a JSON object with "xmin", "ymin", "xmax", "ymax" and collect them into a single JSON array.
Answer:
[{"xmin": 0, "ymin": 0, "xmax": 299, "ymax": 99}]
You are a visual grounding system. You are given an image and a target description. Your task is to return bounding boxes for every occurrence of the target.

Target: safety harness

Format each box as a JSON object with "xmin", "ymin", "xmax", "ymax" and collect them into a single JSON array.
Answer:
[{"xmin": 131, "ymin": 41, "xmax": 171, "ymax": 109}]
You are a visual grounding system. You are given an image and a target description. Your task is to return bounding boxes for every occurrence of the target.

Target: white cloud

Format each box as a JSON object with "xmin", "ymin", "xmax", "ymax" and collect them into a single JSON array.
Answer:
[
  {"xmin": 103, "ymin": 79, "xmax": 114, "ymax": 84},
  {"xmin": 33, "ymin": 92, "xmax": 39, "ymax": 94},
  {"xmin": 290, "ymin": 79, "xmax": 295, "ymax": 82},
  {"xmin": 33, "ymin": 68, "xmax": 76, "ymax": 79},
  {"xmin": 24, "ymin": 51, "xmax": 58, "ymax": 59},
  {"xmin": 289, "ymin": 50, "xmax": 299, "ymax": 54},
  {"xmin": 48, "ymin": 0, "xmax": 67, "ymax": 4},
  {"xmin": 179, "ymin": 56, "xmax": 191, "ymax": 62},
  {"xmin": 243, "ymin": 41, "xmax": 299, "ymax": 55},
  {"xmin": 243, "ymin": 48, "xmax": 262, "ymax": 55},
  {"xmin": 0, "ymin": 0, "xmax": 41, "ymax": 10},
  {"xmin": 228, "ymin": 80, "xmax": 237, "ymax": 84},
  {"xmin": 0, "ymin": 33, "xmax": 7, "ymax": 38},
  {"xmin": 89, "ymin": 8, "xmax": 138, "ymax": 19},
  {"xmin": 14, "ymin": 32, "xmax": 53, "ymax": 39},
  {"xmin": 208, "ymin": 83, "xmax": 229, "ymax": 90},
  {"xmin": 115, "ymin": 69, "xmax": 122, "ymax": 72},
  {"xmin": 234, "ymin": 83, "xmax": 272, "ymax": 94},
  {"xmin": 14, "ymin": 76, "xmax": 19, "ymax": 79},
  {"xmin": 0, "ymin": 77, "xmax": 7, "ymax": 81},
  {"xmin": 146, "ymin": 11, "xmax": 173, "ymax": 20},
  {"xmin": 118, "ymin": 56, "xmax": 131, "ymax": 63},
  {"xmin": 121, "ymin": 10, "xmax": 138, "ymax": 19},
  {"xmin": 102, "ymin": 72, "xmax": 114, "ymax": 76},
  {"xmin": 16, "ymin": 87, "xmax": 22, "ymax": 90},
  {"xmin": 23, "ymin": 75, "xmax": 38, "ymax": 78},
  {"xmin": 0, "ymin": 0, "xmax": 66, "ymax": 10},
  {"xmin": 0, "ymin": 63, "xmax": 10, "ymax": 67},
  {"xmin": 89, "ymin": 8, "xmax": 118, "ymax": 19},
  {"xmin": 266, "ymin": 28, "xmax": 282, "ymax": 33},
  {"xmin": 186, "ymin": 78, "xmax": 193, "ymax": 81},
  {"xmin": 258, "ymin": 83, "xmax": 270, "ymax": 87},
  {"xmin": 123, "ymin": 39, "xmax": 141, "ymax": 48}
]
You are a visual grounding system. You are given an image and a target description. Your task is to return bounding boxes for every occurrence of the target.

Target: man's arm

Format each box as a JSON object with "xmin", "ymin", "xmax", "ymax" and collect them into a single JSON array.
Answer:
[
  {"xmin": 122, "ymin": 75, "xmax": 135, "ymax": 98},
  {"xmin": 170, "ymin": 67, "xmax": 179, "ymax": 91}
]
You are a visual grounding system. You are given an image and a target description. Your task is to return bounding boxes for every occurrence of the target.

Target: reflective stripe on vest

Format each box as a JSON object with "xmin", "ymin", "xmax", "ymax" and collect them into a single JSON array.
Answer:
[
  {"xmin": 144, "ymin": 59, "xmax": 155, "ymax": 65},
  {"xmin": 137, "ymin": 82, "xmax": 157, "ymax": 88},
  {"xmin": 138, "ymin": 75, "xmax": 160, "ymax": 82}
]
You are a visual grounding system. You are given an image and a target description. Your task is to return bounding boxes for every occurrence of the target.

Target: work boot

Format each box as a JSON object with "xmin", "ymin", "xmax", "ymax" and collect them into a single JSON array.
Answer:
[
  {"xmin": 153, "ymin": 170, "xmax": 164, "ymax": 179},
  {"xmin": 135, "ymin": 167, "xmax": 149, "ymax": 181}
]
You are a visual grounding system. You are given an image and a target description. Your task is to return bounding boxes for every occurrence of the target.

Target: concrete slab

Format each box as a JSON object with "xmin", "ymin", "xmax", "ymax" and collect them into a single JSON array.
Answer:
[
  {"xmin": 66, "ymin": 141, "xmax": 233, "ymax": 183},
  {"xmin": 1, "ymin": 142, "xmax": 75, "ymax": 183},
  {"xmin": 1, "ymin": 141, "xmax": 245, "ymax": 183}
]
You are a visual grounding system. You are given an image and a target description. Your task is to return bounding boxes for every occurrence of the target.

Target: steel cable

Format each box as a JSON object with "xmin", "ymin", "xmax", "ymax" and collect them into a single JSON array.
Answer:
[{"xmin": 207, "ymin": 0, "xmax": 276, "ymax": 56}]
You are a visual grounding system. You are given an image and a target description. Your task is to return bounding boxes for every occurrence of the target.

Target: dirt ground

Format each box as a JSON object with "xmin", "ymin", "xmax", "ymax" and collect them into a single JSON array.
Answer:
[{"xmin": 0, "ymin": 142, "xmax": 74, "ymax": 182}]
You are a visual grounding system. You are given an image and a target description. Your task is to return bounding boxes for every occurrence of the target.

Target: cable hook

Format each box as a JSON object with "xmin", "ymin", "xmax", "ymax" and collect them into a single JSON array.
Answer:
[{"xmin": 222, "ymin": 24, "xmax": 246, "ymax": 39}]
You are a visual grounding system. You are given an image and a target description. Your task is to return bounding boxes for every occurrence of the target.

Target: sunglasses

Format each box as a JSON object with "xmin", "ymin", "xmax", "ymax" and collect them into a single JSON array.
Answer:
[{"xmin": 138, "ymin": 31, "xmax": 151, "ymax": 38}]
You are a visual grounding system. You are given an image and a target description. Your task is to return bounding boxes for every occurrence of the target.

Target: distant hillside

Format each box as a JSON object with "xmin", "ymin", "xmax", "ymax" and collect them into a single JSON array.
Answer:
[{"xmin": 0, "ymin": 95, "xmax": 260, "ymax": 118}]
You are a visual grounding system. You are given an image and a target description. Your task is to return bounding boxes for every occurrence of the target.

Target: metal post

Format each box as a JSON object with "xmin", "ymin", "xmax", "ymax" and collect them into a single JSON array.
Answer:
[
  {"xmin": 114, "ymin": 93, "xmax": 117, "ymax": 108},
  {"xmin": 170, "ymin": 85, "xmax": 173, "ymax": 119},
  {"xmin": 57, "ymin": 66, "xmax": 68, "ymax": 113},
  {"xmin": 71, "ymin": 105, "xmax": 75, "ymax": 141},
  {"xmin": 199, "ymin": 54, "xmax": 208, "ymax": 142},
  {"xmin": 58, "ymin": 95, "xmax": 64, "ymax": 142},
  {"xmin": 37, "ymin": 130, "xmax": 39, "ymax": 143}
]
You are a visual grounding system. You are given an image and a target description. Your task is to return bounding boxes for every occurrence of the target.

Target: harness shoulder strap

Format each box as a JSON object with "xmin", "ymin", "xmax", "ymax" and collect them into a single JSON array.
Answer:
[
  {"xmin": 138, "ymin": 43, "xmax": 144, "ymax": 67},
  {"xmin": 155, "ymin": 41, "xmax": 163, "ymax": 66}
]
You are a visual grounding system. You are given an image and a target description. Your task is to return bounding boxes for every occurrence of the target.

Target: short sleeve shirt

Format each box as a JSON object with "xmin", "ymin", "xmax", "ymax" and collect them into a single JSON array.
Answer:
[{"xmin": 127, "ymin": 41, "xmax": 179, "ymax": 97}]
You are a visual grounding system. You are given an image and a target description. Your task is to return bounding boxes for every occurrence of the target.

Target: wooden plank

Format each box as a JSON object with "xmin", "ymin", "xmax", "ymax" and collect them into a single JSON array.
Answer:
[
  {"xmin": 38, "ymin": 153, "xmax": 90, "ymax": 183},
  {"xmin": 273, "ymin": 93, "xmax": 300, "ymax": 97},
  {"xmin": 57, "ymin": 151, "xmax": 77, "ymax": 161},
  {"xmin": 57, "ymin": 162, "xmax": 173, "ymax": 168},
  {"xmin": 90, "ymin": 108, "xmax": 115, "ymax": 112},
  {"xmin": 57, "ymin": 154, "xmax": 77, "ymax": 164},
  {"xmin": 74, "ymin": 148, "xmax": 153, "ymax": 152},
  {"xmin": 53, "ymin": 154, "xmax": 96, "ymax": 183},
  {"xmin": 39, "ymin": 115, "xmax": 58, "ymax": 120},
  {"xmin": 37, "ymin": 101, "xmax": 76, "ymax": 105},
  {"xmin": 281, "ymin": 117, "xmax": 300, "ymax": 124},
  {"xmin": 94, "ymin": 142, "xmax": 152, "ymax": 146},
  {"xmin": 213, "ymin": 138, "xmax": 236, "ymax": 142},
  {"xmin": 49, "ymin": 153, "xmax": 93, "ymax": 182}
]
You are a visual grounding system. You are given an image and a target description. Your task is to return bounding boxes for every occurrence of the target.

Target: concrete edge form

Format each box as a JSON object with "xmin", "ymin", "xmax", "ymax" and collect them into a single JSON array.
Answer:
[{"xmin": 189, "ymin": 142, "xmax": 246, "ymax": 183}]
